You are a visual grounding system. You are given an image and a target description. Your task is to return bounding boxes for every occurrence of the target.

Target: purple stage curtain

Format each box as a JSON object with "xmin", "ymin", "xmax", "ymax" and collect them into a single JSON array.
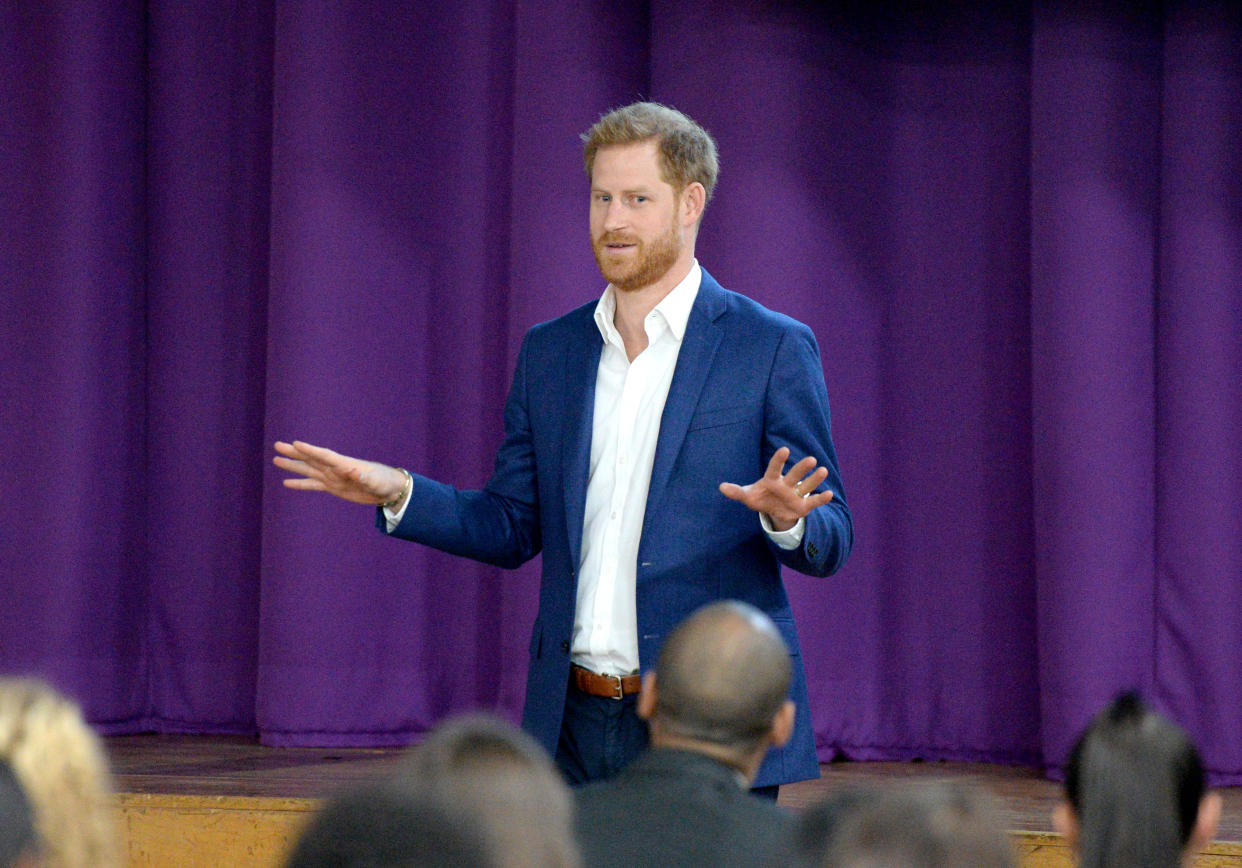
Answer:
[{"xmin": 2, "ymin": 2, "xmax": 1239, "ymax": 781}]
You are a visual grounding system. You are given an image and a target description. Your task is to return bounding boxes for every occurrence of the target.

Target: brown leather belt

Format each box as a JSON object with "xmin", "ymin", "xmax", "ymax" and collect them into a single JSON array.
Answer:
[{"xmin": 570, "ymin": 664, "xmax": 641, "ymax": 700}]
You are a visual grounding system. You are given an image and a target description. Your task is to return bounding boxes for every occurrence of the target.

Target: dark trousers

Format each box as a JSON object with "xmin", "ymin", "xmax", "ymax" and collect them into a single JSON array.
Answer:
[
  {"xmin": 552, "ymin": 685, "xmax": 781, "ymax": 801},
  {"xmin": 554, "ymin": 686, "xmax": 649, "ymax": 785}
]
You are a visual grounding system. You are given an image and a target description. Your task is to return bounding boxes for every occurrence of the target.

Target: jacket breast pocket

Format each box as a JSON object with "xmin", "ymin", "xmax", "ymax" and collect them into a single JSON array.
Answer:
[{"xmin": 686, "ymin": 404, "xmax": 759, "ymax": 432}]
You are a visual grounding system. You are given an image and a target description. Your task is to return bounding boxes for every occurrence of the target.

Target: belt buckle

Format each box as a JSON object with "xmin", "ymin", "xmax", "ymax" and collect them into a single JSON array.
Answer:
[{"xmin": 604, "ymin": 673, "xmax": 624, "ymax": 701}]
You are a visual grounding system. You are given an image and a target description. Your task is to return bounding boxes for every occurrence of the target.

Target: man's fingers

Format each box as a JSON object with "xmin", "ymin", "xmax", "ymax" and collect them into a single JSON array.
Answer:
[
  {"xmin": 762, "ymin": 448, "xmax": 790, "ymax": 480},
  {"xmin": 275, "ymin": 441, "xmax": 364, "ymax": 489},
  {"xmin": 273, "ymin": 455, "xmax": 315, "ymax": 476},
  {"xmin": 273, "ymin": 455, "xmax": 345, "ymax": 488},
  {"xmin": 719, "ymin": 442, "xmax": 837, "ymax": 527},
  {"xmin": 282, "ymin": 477, "xmax": 328, "ymax": 492},
  {"xmin": 275, "ymin": 440, "xmax": 331, "ymax": 469},
  {"xmin": 290, "ymin": 440, "xmax": 333, "ymax": 458},
  {"xmin": 786, "ymin": 455, "xmax": 819, "ymax": 485},
  {"xmin": 764, "ymin": 448, "xmax": 831, "ymax": 494},
  {"xmin": 799, "ymin": 490, "xmax": 834, "ymax": 511},
  {"xmin": 794, "ymin": 466, "xmax": 829, "ymax": 493},
  {"xmin": 274, "ymin": 440, "xmax": 314, "ymax": 464},
  {"xmin": 789, "ymin": 454, "xmax": 818, "ymax": 475},
  {"xmin": 289, "ymin": 440, "xmax": 351, "ymax": 470}
]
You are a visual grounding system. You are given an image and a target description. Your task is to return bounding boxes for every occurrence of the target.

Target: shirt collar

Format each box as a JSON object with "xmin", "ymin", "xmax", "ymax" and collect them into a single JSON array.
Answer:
[{"xmin": 594, "ymin": 260, "xmax": 702, "ymax": 346}]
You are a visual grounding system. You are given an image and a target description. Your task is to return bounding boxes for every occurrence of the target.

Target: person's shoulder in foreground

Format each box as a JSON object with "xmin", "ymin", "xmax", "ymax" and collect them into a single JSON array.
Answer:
[
  {"xmin": 576, "ymin": 747, "xmax": 794, "ymax": 868},
  {"xmin": 573, "ymin": 601, "xmax": 800, "ymax": 867}
]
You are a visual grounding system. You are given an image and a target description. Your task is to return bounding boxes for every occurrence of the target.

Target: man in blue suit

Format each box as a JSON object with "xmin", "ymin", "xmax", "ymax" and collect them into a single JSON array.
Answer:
[{"xmin": 274, "ymin": 102, "xmax": 852, "ymax": 793}]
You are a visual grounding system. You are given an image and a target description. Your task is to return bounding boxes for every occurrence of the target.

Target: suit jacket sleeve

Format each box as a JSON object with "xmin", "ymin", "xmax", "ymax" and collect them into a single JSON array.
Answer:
[
  {"xmin": 762, "ymin": 320, "xmax": 853, "ymax": 577},
  {"xmin": 379, "ymin": 332, "xmax": 542, "ymax": 569}
]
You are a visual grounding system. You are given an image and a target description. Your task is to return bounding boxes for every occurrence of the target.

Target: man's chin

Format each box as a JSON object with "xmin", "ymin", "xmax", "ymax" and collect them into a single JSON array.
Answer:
[
  {"xmin": 610, "ymin": 276, "xmax": 650, "ymax": 293},
  {"xmin": 595, "ymin": 263, "xmax": 643, "ymax": 292},
  {"xmin": 593, "ymin": 237, "xmax": 682, "ymax": 292},
  {"xmin": 597, "ymin": 261, "xmax": 675, "ymax": 293},
  {"xmin": 610, "ymin": 276, "xmax": 661, "ymax": 293}
]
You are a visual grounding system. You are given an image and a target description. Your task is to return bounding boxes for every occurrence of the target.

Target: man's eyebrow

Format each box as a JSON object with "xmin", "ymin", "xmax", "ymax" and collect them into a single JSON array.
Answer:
[{"xmin": 591, "ymin": 186, "xmax": 657, "ymax": 195}]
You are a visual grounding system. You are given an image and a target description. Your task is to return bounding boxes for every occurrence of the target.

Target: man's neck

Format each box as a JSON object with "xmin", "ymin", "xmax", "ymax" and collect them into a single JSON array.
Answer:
[{"xmin": 612, "ymin": 256, "xmax": 694, "ymax": 361}]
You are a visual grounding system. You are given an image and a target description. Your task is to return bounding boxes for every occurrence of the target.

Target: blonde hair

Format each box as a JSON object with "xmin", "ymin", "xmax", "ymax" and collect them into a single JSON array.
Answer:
[
  {"xmin": 582, "ymin": 102, "xmax": 720, "ymax": 203},
  {"xmin": 0, "ymin": 678, "xmax": 120, "ymax": 868}
]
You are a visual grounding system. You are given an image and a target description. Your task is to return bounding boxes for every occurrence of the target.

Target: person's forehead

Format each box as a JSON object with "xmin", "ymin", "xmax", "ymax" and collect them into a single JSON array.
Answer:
[{"xmin": 590, "ymin": 140, "xmax": 668, "ymax": 186}]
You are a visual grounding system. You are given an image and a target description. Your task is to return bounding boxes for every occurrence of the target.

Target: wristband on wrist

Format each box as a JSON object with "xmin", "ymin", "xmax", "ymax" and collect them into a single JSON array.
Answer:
[{"xmin": 382, "ymin": 468, "xmax": 413, "ymax": 512}]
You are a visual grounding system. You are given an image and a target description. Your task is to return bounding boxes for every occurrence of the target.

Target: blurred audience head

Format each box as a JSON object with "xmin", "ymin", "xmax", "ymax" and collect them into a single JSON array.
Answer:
[
  {"xmin": 398, "ymin": 713, "xmax": 579, "ymax": 868},
  {"xmin": 286, "ymin": 781, "xmax": 491, "ymax": 868},
  {"xmin": 1056, "ymin": 690, "xmax": 1220, "ymax": 868},
  {"xmin": 799, "ymin": 781, "xmax": 1017, "ymax": 868},
  {"xmin": 792, "ymin": 787, "xmax": 873, "ymax": 866},
  {"xmin": 0, "ymin": 760, "xmax": 39, "ymax": 868},
  {"xmin": 639, "ymin": 599, "xmax": 795, "ymax": 782},
  {"xmin": 0, "ymin": 678, "xmax": 119, "ymax": 868}
]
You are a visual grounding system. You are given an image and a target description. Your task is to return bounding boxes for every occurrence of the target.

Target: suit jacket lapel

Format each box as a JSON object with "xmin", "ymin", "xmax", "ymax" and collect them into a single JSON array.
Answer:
[
  {"xmin": 561, "ymin": 315, "xmax": 602, "ymax": 571},
  {"xmin": 643, "ymin": 274, "xmax": 726, "ymax": 531}
]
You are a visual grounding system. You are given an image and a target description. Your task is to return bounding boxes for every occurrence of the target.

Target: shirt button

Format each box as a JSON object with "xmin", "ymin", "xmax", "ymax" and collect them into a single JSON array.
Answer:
[{"xmin": 610, "ymin": 512, "xmax": 617, "ymax": 520}]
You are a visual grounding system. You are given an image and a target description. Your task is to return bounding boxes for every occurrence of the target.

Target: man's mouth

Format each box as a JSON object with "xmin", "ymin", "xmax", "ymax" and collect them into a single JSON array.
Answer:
[{"xmin": 601, "ymin": 238, "xmax": 638, "ymax": 251}]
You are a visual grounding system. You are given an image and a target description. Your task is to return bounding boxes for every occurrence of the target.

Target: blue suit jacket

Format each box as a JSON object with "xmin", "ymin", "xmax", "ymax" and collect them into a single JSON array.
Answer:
[{"xmin": 389, "ymin": 269, "xmax": 852, "ymax": 787}]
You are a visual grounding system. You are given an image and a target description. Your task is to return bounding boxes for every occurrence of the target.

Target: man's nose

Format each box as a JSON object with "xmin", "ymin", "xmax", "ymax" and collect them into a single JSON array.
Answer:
[{"xmin": 603, "ymin": 199, "xmax": 627, "ymax": 231}]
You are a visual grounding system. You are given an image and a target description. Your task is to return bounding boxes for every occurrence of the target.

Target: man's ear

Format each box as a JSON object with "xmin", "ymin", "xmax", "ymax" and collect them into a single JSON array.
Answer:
[
  {"xmin": 1188, "ymin": 792, "xmax": 1221, "ymax": 856},
  {"xmin": 1052, "ymin": 802, "xmax": 1079, "ymax": 849},
  {"xmin": 636, "ymin": 671, "xmax": 658, "ymax": 721},
  {"xmin": 679, "ymin": 182, "xmax": 706, "ymax": 227},
  {"xmin": 769, "ymin": 700, "xmax": 795, "ymax": 749}
]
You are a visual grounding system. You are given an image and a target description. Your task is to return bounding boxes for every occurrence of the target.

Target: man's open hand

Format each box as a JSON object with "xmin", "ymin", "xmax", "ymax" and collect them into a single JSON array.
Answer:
[
  {"xmin": 273, "ymin": 440, "xmax": 406, "ymax": 506},
  {"xmin": 719, "ymin": 447, "xmax": 834, "ymax": 532}
]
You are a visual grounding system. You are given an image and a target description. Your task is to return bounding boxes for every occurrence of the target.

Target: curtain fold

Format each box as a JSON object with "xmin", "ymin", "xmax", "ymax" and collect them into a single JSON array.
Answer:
[
  {"xmin": 2, "ymin": 1, "xmax": 1239, "ymax": 780},
  {"xmin": 143, "ymin": 0, "xmax": 273, "ymax": 731},
  {"xmin": 1029, "ymin": 2, "xmax": 1164, "ymax": 769},
  {"xmin": 1, "ymin": 3, "xmax": 150, "ymax": 722},
  {"xmin": 1152, "ymin": 3, "xmax": 1242, "ymax": 778}
]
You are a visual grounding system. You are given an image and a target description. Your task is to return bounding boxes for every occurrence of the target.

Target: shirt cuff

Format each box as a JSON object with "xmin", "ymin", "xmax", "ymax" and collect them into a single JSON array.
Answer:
[
  {"xmin": 383, "ymin": 497, "xmax": 410, "ymax": 532},
  {"xmin": 760, "ymin": 514, "xmax": 805, "ymax": 550}
]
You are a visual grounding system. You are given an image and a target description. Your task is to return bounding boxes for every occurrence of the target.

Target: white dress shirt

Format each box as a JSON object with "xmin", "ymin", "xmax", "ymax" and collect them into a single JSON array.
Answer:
[
  {"xmin": 570, "ymin": 264, "xmax": 702, "ymax": 675},
  {"xmin": 388, "ymin": 259, "xmax": 803, "ymax": 676},
  {"xmin": 572, "ymin": 263, "xmax": 802, "ymax": 675}
]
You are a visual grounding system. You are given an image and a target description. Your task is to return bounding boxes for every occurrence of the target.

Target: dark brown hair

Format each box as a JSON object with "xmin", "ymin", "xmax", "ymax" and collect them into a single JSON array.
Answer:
[{"xmin": 1065, "ymin": 691, "xmax": 1206, "ymax": 868}]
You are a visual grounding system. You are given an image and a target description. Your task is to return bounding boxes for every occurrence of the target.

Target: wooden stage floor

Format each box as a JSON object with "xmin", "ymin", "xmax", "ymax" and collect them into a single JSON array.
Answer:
[{"xmin": 106, "ymin": 735, "xmax": 1242, "ymax": 867}]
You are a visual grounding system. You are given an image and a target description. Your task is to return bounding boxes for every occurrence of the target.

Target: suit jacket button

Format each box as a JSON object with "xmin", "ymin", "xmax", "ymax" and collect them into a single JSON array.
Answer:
[
  {"xmin": 807, "ymin": 542, "xmax": 819, "ymax": 559},
  {"xmin": 560, "ymin": 640, "xmax": 570, "ymax": 654}
]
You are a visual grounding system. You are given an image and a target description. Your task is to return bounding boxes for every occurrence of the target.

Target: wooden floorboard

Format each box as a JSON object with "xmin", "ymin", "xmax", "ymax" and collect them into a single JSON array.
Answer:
[
  {"xmin": 103, "ymin": 735, "xmax": 1242, "ymax": 867},
  {"xmin": 783, "ymin": 758, "xmax": 1063, "ymax": 833},
  {"xmin": 108, "ymin": 734, "xmax": 400, "ymax": 800},
  {"xmin": 106, "ymin": 734, "xmax": 1242, "ymax": 838}
]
